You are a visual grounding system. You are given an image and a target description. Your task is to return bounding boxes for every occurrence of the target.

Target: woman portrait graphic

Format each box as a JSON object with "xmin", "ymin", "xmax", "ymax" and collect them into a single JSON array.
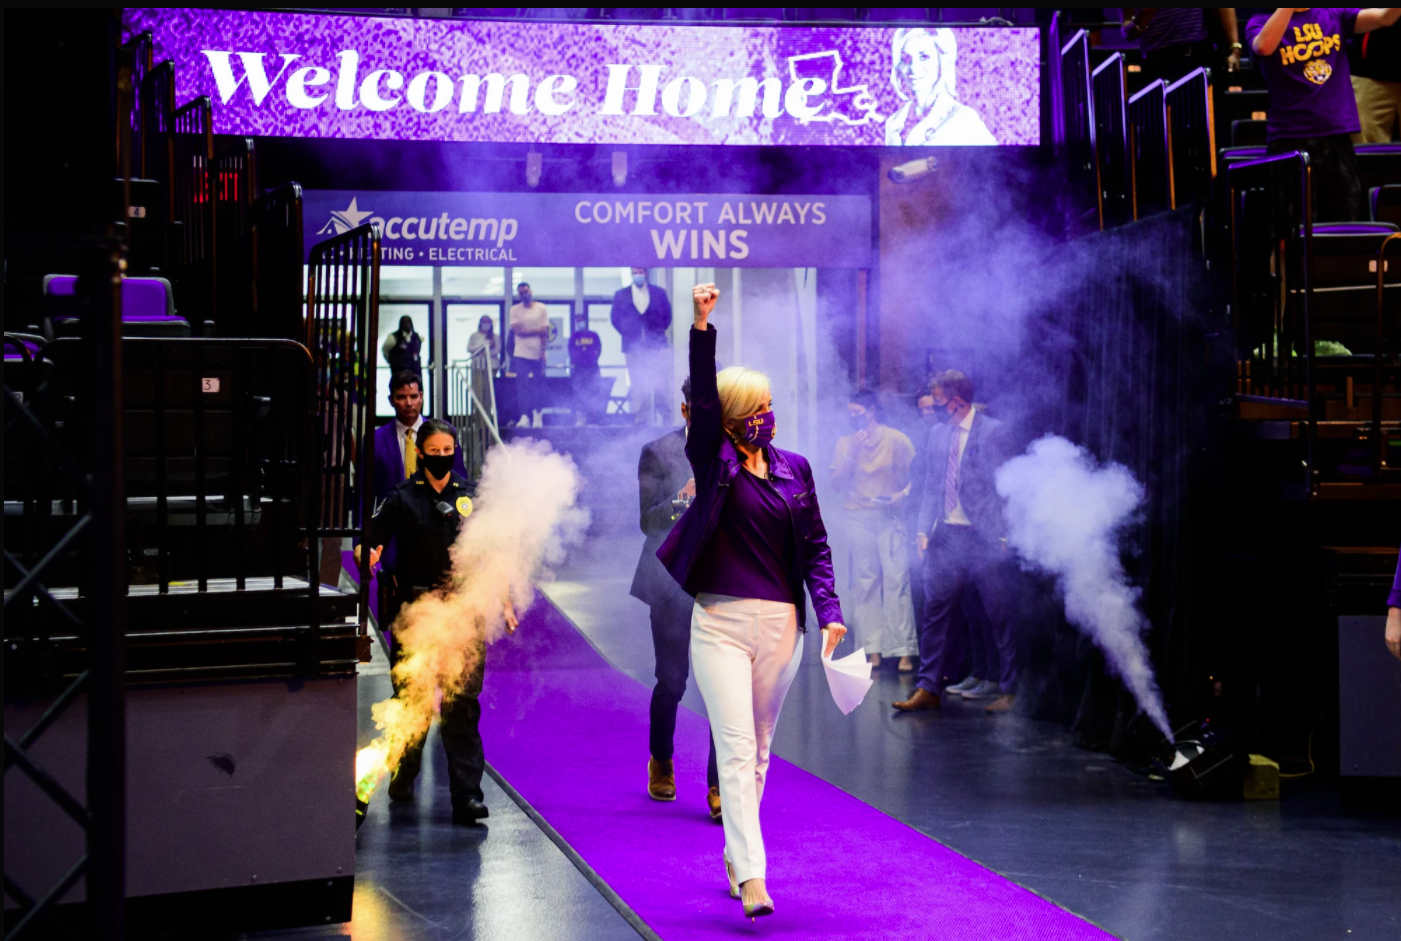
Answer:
[
  {"xmin": 884, "ymin": 27, "xmax": 997, "ymax": 146},
  {"xmin": 656, "ymin": 283, "xmax": 847, "ymax": 920}
]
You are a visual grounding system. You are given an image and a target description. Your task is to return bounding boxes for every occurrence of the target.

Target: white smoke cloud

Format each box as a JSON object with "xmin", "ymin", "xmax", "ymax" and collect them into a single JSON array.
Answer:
[
  {"xmin": 994, "ymin": 435, "xmax": 1172, "ymax": 741},
  {"xmin": 359, "ymin": 439, "xmax": 589, "ymax": 794}
]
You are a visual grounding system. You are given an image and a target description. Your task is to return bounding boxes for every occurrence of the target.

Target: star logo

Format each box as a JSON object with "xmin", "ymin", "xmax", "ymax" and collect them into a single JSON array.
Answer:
[{"xmin": 318, "ymin": 197, "xmax": 375, "ymax": 236}]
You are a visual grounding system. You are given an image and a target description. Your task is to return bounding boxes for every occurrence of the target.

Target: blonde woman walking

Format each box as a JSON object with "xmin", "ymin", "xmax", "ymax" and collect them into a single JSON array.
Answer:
[{"xmin": 657, "ymin": 283, "xmax": 847, "ymax": 920}]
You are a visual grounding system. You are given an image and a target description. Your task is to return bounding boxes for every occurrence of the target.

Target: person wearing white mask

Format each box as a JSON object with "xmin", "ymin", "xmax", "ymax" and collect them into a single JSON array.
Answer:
[{"xmin": 609, "ymin": 267, "xmax": 672, "ymax": 425}]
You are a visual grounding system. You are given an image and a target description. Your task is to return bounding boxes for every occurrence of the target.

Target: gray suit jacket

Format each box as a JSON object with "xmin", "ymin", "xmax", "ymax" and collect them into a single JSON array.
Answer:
[
  {"xmin": 629, "ymin": 428, "xmax": 694, "ymax": 608},
  {"xmin": 917, "ymin": 410, "xmax": 1011, "ymax": 540}
]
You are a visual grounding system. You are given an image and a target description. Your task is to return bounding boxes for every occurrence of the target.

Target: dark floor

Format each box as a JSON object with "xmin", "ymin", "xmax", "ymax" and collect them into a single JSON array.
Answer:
[
  {"xmin": 258, "ymin": 666, "xmax": 638, "ymax": 941},
  {"xmin": 263, "ymin": 530, "xmax": 1401, "ymax": 941}
]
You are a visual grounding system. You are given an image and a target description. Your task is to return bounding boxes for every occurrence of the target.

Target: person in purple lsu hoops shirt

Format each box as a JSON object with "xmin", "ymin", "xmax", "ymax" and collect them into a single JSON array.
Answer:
[
  {"xmin": 656, "ymin": 282, "xmax": 847, "ymax": 921},
  {"xmin": 1245, "ymin": 7, "xmax": 1401, "ymax": 221}
]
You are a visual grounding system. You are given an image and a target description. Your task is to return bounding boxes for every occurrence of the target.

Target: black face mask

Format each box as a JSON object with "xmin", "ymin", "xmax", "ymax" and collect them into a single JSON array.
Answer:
[
  {"xmin": 421, "ymin": 453, "xmax": 455, "ymax": 479},
  {"xmin": 849, "ymin": 413, "xmax": 869, "ymax": 432}
]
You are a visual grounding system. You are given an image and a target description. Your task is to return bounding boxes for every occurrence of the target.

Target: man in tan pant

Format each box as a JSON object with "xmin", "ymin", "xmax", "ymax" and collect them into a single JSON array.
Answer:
[{"xmin": 1350, "ymin": 23, "xmax": 1400, "ymax": 143}]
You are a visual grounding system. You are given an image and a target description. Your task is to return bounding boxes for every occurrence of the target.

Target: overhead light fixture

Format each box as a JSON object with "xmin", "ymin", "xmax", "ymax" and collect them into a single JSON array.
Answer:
[
  {"xmin": 888, "ymin": 155, "xmax": 938, "ymax": 184},
  {"xmin": 612, "ymin": 151, "xmax": 628, "ymax": 188},
  {"xmin": 526, "ymin": 150, "xmax": 543, "ymax": 188}
]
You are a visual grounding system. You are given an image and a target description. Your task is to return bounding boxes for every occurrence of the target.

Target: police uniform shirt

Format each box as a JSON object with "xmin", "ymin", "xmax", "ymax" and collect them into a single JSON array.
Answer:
[{"xmin": 370, "ymin": 470, "xmax": 476, "ymax": 595}]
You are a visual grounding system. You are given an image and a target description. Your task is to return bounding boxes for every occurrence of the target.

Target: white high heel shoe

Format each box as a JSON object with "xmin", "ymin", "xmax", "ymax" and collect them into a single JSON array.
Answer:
[{"xmin": 724, "ymin": 853, "xmax": 740, "ymax": 900}]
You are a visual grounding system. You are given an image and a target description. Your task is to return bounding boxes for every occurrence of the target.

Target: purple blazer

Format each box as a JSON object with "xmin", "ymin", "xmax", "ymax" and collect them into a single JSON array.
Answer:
[{"xmin": 656, "ymin": 325, "xmax": 842, "ymax": 630}]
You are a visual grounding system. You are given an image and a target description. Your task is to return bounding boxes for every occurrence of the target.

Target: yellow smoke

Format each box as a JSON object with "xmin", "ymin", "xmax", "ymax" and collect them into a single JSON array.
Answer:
[{"xmin": 355, "ymin": 440, "xmax": 587, "ymax": 801}]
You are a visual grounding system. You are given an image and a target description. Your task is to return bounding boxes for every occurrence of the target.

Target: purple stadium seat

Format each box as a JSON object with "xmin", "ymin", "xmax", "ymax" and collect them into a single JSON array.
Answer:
[
  {"xmin": 43, "ymin": 274, "xmax": 191, "ymax": 337},
  {"xmin": 3, "ymin": 334, "xmax": 44, "ymax": 363}
]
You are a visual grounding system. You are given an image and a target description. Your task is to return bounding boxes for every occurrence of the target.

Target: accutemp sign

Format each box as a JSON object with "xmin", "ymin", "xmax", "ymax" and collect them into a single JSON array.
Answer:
[
  {"xmin": 305, "ymin": 191, "xmax": 872, "ymax": 268},
  {"xmin": 122, "ymin": 9, "xmax": 1040, "ymax": 147}
]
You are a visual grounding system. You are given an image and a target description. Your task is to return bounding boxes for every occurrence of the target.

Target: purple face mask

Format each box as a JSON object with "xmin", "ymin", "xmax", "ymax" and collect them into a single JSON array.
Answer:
[{"xmin": 739, "ymin": 410, "xmax": 776, "ymax": 446}]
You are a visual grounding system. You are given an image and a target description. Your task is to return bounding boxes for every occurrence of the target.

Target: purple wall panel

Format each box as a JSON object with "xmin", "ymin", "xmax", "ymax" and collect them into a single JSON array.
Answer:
[{"xmin": 122, "ymin": 9, "xmax": 1040, "ymax": 147}]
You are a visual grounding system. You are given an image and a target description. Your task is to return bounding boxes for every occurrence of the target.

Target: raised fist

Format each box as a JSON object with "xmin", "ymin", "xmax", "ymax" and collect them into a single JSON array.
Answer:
[{"xmin": 692, "ymin": 283, "xmax": 720, "ymax": 322}]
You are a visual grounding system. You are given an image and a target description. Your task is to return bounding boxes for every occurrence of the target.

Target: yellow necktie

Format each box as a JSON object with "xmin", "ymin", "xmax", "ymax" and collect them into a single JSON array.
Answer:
[{"xmin": 404, "ymin": 429, "xmax": 417, "ymax": 478}]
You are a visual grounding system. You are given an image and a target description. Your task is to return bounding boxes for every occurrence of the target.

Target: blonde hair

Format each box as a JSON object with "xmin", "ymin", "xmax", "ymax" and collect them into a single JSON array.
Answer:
[{"xmin": 716, "ymin": 366, "xmax": 772, "ymax": 424}]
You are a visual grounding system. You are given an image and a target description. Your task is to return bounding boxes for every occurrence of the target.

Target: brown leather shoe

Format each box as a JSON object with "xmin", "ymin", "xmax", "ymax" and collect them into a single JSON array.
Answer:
[
  {"xmin": 647, "ymin": 757, "xmax": 676, "ymax": 801},
  {"xmin": 892, "ymin": 687, "xmax": 941, "ymax": 711},
  {"xmin": 707, "ymin": 786, "xmax": 722, "ymax": 821},
  {"xmin": 985, "ymin": 693, "xmax": 1017, "ymax": 713}
]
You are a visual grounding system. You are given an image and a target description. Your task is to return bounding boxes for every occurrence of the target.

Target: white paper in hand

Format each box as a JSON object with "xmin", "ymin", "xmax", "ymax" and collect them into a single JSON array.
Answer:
[{"xmin": 821, "ymin": 629, "xmax": 874, "ymax": 715}]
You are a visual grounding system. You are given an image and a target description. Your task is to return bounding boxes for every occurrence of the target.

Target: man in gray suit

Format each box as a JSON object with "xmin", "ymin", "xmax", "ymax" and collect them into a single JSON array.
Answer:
[
  {"xmin": 632, "ymin": 376, "xmax": 720, "ymax": 815},
  {"xmin": 895, "ymin": 370, "xmax": 1017, "ymax": 714}
]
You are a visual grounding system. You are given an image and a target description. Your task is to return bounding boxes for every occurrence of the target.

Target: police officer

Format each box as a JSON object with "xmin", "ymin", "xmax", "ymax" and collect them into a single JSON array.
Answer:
[{"xmin": 361, "ymin": 418, "xmax": 517, "ymax": 825}]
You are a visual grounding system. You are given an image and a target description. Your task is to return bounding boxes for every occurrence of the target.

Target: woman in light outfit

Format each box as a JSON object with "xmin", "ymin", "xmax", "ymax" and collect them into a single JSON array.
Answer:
[{"xmin": 657, "ymin": 284, "xmax": 846, "ymax": 920}]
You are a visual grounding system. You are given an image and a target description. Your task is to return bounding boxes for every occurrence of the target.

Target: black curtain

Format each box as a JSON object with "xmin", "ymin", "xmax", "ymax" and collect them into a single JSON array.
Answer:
[{"xmin": 1013, "ymin": 206, "xmax": 1224, "ymax": 753}]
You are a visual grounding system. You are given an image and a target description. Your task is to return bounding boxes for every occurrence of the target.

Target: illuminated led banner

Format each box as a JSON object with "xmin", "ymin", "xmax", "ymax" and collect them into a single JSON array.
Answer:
[
  {"xmin": 304, "ymin": 191, "xmax": 872, "ymax": 267},
  {"xmin": 123, "ymin": 9, "xmax": 1040, "ymax": 147}
]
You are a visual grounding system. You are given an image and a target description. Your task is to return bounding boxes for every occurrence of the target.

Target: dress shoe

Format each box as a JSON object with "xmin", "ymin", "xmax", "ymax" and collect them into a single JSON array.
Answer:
[
  {"xmin": 961, "ymin": 679, "xmax": 1003, "ymax": 700},
  {"xmin": 707, "ymin": 786, "xmax": 722, "ymax": 821},
  {"xmin": 452, "ymin": 799, "xmax": 489, "ymax": 825},
  {"xmin": 945, "ymin": 675, "xmax": 980, "ymax": 695},
  {"xmin": 647, "ymin": 757, "xmax": 677, "ymax": 801},
  {"xmin": 985, "ymin": 693, "xmax": 1017, "ymax": 713},
  {"xmin": 892, "ymin": 687, "xmax": 941, "ymax": 711},
  {"xmin": 897, "ymin": 656, "xmax": 916, "ymax": 673}
]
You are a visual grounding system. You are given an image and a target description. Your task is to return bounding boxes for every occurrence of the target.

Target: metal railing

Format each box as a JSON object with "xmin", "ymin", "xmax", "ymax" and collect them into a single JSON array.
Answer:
[
  {"xmin": 171, "ymin": 97, "xmax": 218, "ymax": 329},
  {"xmin": 118, "ymin": 31, "xmax": 151, "ymax": 180},
  {"xmin": 1059, "ymin": 29, "xmax": 1099, "ymax": 234},
  {"xmin": 306, "ymin": 222, "xmax": 380, "ymax": 648},
  {"xmin": 1091, "ymin": 52, "xmax": 1131, "ymax": 229},
  {"xmin": 1228, "ymin": 150, "xmax": 1315, "ymax": 471},
  {"xmin": 1372, "ymin": 234, "xmax": 1401, "ymax": 479},
  {"xmin": 1165, "ymin": 68, "xmax": 1215, "ymax": 209},
  {"xmin": 215, "ymin": 136, "xmax": 257, "ymax": 336},
  {"xmin": 446, "ymin": 349, "xmax": 503, "ymax": 480},
  {"xmin": 138, "ymin": 59, "xmax": 173, "ymax": 183},
  {"xmin": 1129, "ymin": 79, "xmax": 1172, "ymax": 217},
  {"xmin": 253, "ymin": 182, "xmax": 305, "ymax": 341}
]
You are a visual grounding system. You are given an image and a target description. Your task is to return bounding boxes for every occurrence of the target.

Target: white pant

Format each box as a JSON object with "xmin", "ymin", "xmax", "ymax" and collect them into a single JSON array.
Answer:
[
  {"xmin": 844, "ymin": 507, "xmax": 917, "ymax": 657},
  {"xmin": 690, "ymin": 593, "xmax": 803, "ymax": 884}
]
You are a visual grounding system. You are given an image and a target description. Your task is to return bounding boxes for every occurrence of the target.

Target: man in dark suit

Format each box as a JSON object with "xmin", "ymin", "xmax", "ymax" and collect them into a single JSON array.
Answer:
[
  {"xmin": 610, "ymin": 267, "xmax": 672, "ymax": 425},
  {"xmin": 632, "ymin": 375, "xmax": 720, "ymax": 817},
  {"xmin": 369, "ymin": 371, "xmax": 468, "ymax": 629},
  {"xmin": 895, "ymin": 370, "xmax": 1018, "ymax": 714}
]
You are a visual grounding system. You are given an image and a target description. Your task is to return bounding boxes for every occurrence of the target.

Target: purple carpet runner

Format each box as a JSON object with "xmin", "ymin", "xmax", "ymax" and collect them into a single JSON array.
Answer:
[{"xmin": 475, "ymin": 596, "xmax": 1116, "ymax": 940}]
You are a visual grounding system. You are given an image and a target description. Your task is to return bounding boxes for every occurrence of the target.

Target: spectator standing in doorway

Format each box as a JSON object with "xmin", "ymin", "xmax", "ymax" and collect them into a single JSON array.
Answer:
[
  {"xmin": 467, "ymin": 315, "xmax": 501, "ymax": 373},
  {"xmin": 1349, "ymin": 18, "xmax": 1401, "ymax": 143},
  {"xmin": 1247, "ymin": 7, "xmax": 1401, "ymax": 221},
  {"xmin": 610, "ymin": 267, "xmax": 672, "ymax": 425},
  {"xmin": 831, "ymin": 391, "xmax": 918, "ymax": 672},
  {"xmin": 1123, "ymin": 8, "xmax": 1243, "ymax": 83},
  {"xmin": 568, "ymin": 316, "xmax": 604, "ymax": 426},
  {"xmin": 383, "ymin": 315, "xmax": 423, "ymax": 377},
  {"xmin": 509, "ymin": 281, "xmax": 550, "ymax": 427}
]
